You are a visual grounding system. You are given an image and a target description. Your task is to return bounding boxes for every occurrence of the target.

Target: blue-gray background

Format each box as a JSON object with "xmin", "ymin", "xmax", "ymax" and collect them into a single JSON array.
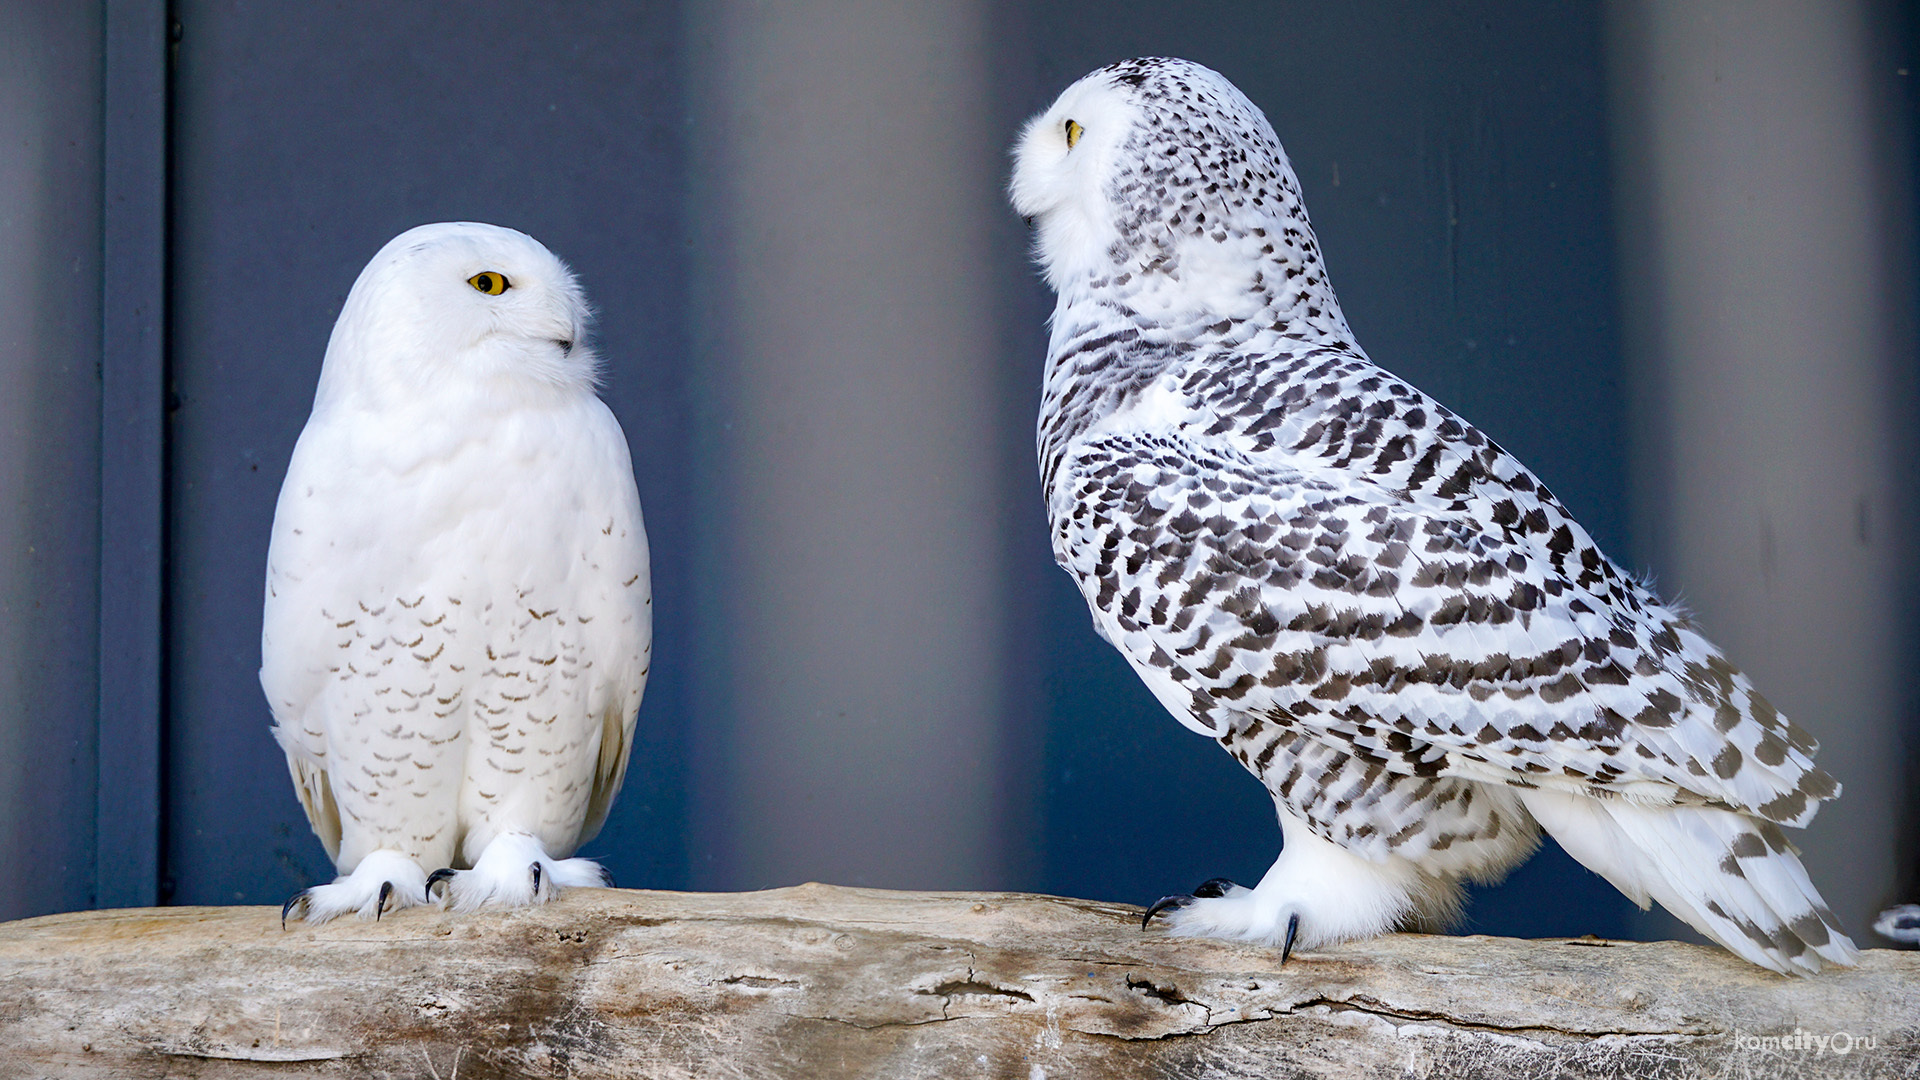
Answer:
[{"xmin": 3, "ymin": 0, "xmax": 1913, "ymax": 952}]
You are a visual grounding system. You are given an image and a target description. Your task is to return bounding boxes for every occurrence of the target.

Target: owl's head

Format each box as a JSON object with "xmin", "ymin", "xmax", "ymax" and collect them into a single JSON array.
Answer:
[
  {"xmin": 1010, "ymin": 58, "xmax": 1339, "ymax": 334},
  {"xmin": 320, "ymin": 222, "xmax": 597, "ymax": 404}
]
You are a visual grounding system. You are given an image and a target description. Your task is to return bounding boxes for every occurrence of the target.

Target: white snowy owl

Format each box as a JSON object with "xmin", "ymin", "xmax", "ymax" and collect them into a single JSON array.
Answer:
[
  {"xmin": 1011, "ymin": 58, "xmax": 1856, "ymax": 975},
  {"xmin": 264, "ymin": 222, "xmax": 651, "ymax": 924}
]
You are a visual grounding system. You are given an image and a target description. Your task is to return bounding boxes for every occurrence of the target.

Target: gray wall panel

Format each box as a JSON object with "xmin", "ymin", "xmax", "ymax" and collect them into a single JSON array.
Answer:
[
  {"xmin": 1607, "ymin": 0, "xmax": 1916, "ymax": 942},
  {"xmin": 0, "ymin": 3, "xmax": 104, "ymax": 921},
  {"xmin": 96, "ymin": 0, "xmax": 169, "ymax": 911},
  {"xmin": 685, "ymin": 0, "xmax": 1021, "ymax": 892}
]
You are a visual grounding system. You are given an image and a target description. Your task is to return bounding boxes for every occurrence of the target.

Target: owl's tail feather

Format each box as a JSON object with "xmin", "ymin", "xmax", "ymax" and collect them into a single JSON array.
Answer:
[{"xmin": 1520, "ymin": 788, "xmax": 1857, "ymax": 977}]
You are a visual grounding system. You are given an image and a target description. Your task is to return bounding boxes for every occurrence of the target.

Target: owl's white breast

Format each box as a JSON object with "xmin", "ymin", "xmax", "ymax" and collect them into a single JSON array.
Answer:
[{"xmin": 261, "ymin": 385, "xmax": 649, "ymax": 748}]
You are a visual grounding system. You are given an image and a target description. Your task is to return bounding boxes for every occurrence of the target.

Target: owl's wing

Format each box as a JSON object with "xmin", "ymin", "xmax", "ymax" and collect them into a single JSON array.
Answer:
[
  {"xmin": 580, "ymin": 702, "xmax": 636, "ymax": 847},
  {"xmin": 571, "ymin": 409, "xmax": 653, "ymax": 849},
  {"xmin": 1056, "ymin": 426, "xmax": 1836, "ymax": 827},
  {"xmin": 578, "ymin": 616, "xmax": 646, "ymax": 847},
  {"xmin": 261, "ymin": 427, "xmax": 354, "ymax": 862},
  {"xmin": 285, "ymin": 756, "xmax": 342, "ymax": 863}
]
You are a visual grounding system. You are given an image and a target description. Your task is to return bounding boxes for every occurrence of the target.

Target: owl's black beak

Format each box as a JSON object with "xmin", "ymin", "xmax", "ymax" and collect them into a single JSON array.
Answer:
[{"xmin": 555, "ymin": 339, "xmax": 574, "ymax": 356}]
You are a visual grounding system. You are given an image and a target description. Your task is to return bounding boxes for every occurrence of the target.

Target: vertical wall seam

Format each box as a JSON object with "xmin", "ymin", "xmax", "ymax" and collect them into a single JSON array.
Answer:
[{"xmin": 95, "ymin": 0, "xmax": 169, "ymax": 910}]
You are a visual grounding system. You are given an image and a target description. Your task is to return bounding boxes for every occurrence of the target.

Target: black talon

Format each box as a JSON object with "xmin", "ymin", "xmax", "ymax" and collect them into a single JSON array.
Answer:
[
  {"xmin": 375, "ymin": 880, "xmax": 394, "ymax": 920},
  {"xmin": 280, "ymin": 892, "xmax": 308, "ymax": 931},
  {"xmin": 1191, "ymin": 877, "xmax": 1239, "ymax": 899},
  {"xmin": 1281, "ymin": 913, "xmax": 1300, "ymax": 965},
  {"xmin": 1141, "ymin": 894, "xmax": 1192, "ymax": 929},
  {"xmin": 530, "ymin": 861, "xmax": 543, "ymax": 898},
  {"xmin": 1142, "ymin": 877, "xmax": 1243, "ymax": 930},
  {"xmin": 425, "ymin": 867, "xmax": 457, "ymax": 902},
  {"xmin": 597, "ymin": 865, "xmax": 616, "ymax": 888}
]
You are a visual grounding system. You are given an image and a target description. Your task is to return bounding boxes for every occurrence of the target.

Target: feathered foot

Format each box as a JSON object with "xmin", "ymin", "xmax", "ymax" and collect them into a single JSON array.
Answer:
[
  {"xmin": 1145, "ymin": 878, "xmax": 1305, "ymax": 961},
  {"xmin": 281, "ymin": 849, "xmax": 430, "ymax": 927},
  {"xmin": 1874, "ymin": 905, "xmax": 1920, "ymax": 945},
  {"xmin": 1139, "ymin": 811, "xmax": 1450, "ymax": 961},
  {"xmin": 426, "ymin": 832, "xmax": 612, "ymax": 912}
]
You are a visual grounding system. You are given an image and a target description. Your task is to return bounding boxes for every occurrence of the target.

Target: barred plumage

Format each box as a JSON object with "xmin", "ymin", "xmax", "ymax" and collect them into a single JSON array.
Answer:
[{"xmin": 1010, "ymin": 57, "xmax": 1854, "ymax": 975}]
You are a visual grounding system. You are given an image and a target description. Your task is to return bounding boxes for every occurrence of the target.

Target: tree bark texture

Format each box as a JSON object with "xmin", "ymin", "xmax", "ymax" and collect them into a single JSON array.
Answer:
[{"xmin": 1, "ymin": 883, "xmax": 1914, "ymax": 1078}]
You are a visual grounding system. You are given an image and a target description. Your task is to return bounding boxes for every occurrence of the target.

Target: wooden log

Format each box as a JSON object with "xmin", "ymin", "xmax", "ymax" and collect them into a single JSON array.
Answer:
[{"xmin": 1, "ymin": 883, "xmax": 1913, "ymax": 1078}]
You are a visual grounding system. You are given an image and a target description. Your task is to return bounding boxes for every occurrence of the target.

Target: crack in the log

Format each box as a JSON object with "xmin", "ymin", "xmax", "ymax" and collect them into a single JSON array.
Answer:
[
  {"xmin": 1124, "ymin": 973, "xmax": 1204, "ymax": 1012},
  {"xmin": 916, "ymin": 959, "xmax": 1039, "ymax": 1021},
  {"xmin": 924, "ymin": 979, "xmax": 1036, "ymax": 1003},
  {"xmin": 787, "ymin": 999, "xmax": 1720, "ymax": 1049},
  {"xmin": 741, "ymin": 951, "xmax": 1684, "ymax": 1045},
  {"xmin": 158, "ymin": 1045, "xmax": 350, "ymax": 1062},
  {"xmin": 1287, "ymin": 994, "xmax": 1693, "ymax": 1041},
  {"xmin": 722, "ymin": 974, "xmax": 800, "ymax": 989},
  {"xmin": 791, "ymin": 1012, "xmax": 968, "ymax": 1033}
]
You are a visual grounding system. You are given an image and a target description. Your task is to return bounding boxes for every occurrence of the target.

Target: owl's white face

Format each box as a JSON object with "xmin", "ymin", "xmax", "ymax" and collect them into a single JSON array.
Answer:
[
  {"xmin": 1009, "ymin": 71, "xmax": 1141, "ymax": 290},
  {"xmin": 318, "ymin": 221, "xmax": 596, "ymax": 405},
  {"xmin": 1011, "ymin": 59, "xmax": 1345, "ymax": 343}
]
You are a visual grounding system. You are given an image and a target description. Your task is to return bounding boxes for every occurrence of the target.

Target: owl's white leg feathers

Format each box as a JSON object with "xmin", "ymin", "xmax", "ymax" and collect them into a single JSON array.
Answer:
[
  {"xmin": 1875, "ymin": 905, "xmax": 1920, "ymax": 944},
  {"xmin": 283, "ymin": 849, "xmax": 431, "ymax": 926},
  {"xmin": 1520, "ymin": 788, "xmax": 1857, "ymax": 976},
  {"xmin": 428, "ymin": 832, "xmax": 611, "ymax": 913},
  {"xmin": 1144, "ymin": 810, "xmax": 1455, "ymax": 958}
]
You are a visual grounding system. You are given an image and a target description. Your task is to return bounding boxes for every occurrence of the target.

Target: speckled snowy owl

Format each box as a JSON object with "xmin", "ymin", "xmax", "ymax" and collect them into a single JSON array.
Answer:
[
  {"xmin": 264, "ymin": 222, "xmax": 651, "ymax": 924},
  {"xmin": 1011, "ymin": 58, "xmax": 1856, "ymax": 975}
]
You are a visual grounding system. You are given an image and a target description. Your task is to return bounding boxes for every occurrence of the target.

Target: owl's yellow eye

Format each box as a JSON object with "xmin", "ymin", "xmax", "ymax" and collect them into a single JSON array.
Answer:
[
  {"xmin": 1065, "ymin": 119, "xmax": 1084, "ymax": 149},
  {"xmin": 467, "ymin": 271, "xmax": 510, "ymax": 296}
]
